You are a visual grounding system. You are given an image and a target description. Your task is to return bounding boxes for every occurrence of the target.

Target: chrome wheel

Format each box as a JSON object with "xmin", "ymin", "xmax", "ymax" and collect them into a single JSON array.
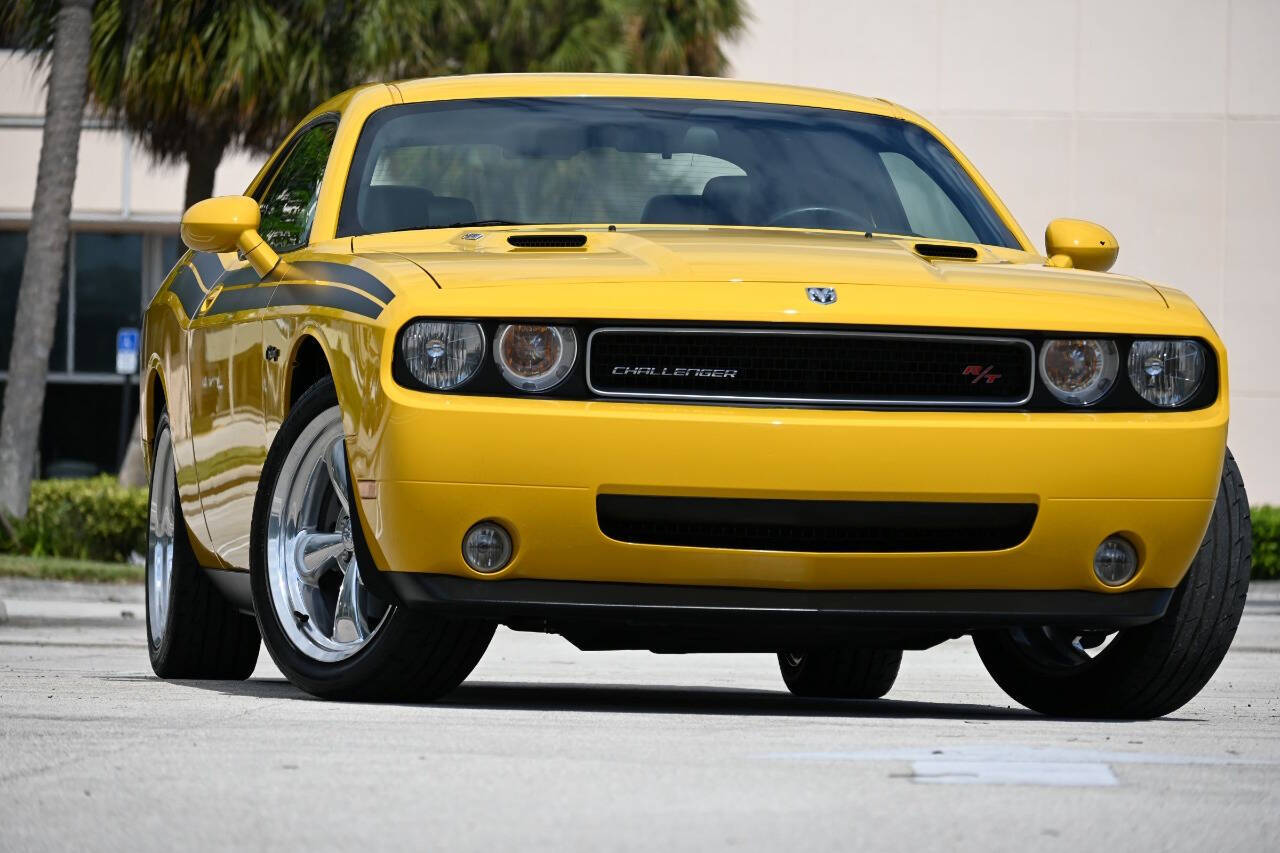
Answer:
[
  {"xmin": 264, "ymin": 405, "xmax": 389, "ymax": 662},
  {"xmin": 146, "ymin": 426, "xmax": 176, "ymax": 648}
]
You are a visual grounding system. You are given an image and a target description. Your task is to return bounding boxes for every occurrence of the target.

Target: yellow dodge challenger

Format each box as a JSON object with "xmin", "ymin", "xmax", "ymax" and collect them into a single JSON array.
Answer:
[{"xmin": 140, "ymin": 74, "xmax": 1250, "ymax": 718}]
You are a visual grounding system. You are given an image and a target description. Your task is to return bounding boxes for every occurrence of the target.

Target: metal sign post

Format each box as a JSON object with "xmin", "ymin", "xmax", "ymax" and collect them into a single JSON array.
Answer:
[{"xmin": 116, "ymin": 328, "xmax": 140, "ymax": 470}]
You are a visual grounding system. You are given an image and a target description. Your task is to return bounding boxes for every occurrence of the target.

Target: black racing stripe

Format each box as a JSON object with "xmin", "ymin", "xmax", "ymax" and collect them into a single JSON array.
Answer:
[
  {"xmin": 170, "ymin": 266, "xmax": 206, "ymax": 318},
  {"xmin": 191, "ymin": 252, "xmax": 227, "ymax": 288},
  {"xmin": 290, "ymin": 261, "xmax": 395, "ymax": 304},
  {"xmin": 217, "ymin": 266, "xmax": 262, "ymax": 287},
  {"xmin": 270, "ymin": 283, "xmax": 383, "ymax": 319},
  {"xmin": 206, "ymin": 285, "xmax": 275, "ymax": 316}
]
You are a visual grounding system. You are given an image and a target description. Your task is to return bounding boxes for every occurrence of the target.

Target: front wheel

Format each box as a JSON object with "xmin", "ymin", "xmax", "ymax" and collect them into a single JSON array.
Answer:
[
  {"xmin": 249, "ymin": 377, "xmax": 495, "ymax": 701},
  {"xmin": 974, "ymin": 451, "xmax": 1251, "ymax": 719},
  {"xmin": 146, "ymin": 412, "xmax": 260, "ymax": 679}
]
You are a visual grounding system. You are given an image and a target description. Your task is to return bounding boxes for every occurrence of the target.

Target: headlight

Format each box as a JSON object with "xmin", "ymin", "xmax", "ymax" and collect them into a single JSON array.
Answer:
[
  {"xmin": 400, "ymin": 320, "xmax": 485, "ymax": 390},
  {"xmin": 494, "ymin": 324, "xmax": 577, "ymax": 392},
  {"xmin": 1038, "ymin": 339, "xmax": 1119, "ymax": 406},
  {"xmin": 1128, "ymin": 339, "xmax": 1204, "ymax": 407}
]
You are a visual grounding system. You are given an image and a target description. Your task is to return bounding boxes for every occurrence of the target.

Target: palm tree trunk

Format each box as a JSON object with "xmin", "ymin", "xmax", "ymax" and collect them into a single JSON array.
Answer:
[
  {"xmin": 0, "ymin": 0, "xmax": 94, "ymax": 520},
  {"xmin": 184, "ymin": 136, "xmax": 226, "ymax": 210}
]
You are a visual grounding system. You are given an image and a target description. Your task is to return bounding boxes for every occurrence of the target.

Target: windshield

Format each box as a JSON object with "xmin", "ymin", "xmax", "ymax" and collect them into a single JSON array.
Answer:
[{"xmin": 337, "ymin": 97, "xmax": 1020, "ymax": 248}]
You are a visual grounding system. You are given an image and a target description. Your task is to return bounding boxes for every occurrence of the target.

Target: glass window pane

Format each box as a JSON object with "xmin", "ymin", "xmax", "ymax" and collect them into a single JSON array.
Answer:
[
  {"xmin": 162, "ymin": 234, "xmax": 184, "ymax": 265},
  {"xmin": 73, "ymin": 233, "xmax": 142, "ymax": 374},
  {"xmin": 0, "ymin": 230, "xmax": 68, "ymax": 372},
  {"xmin": 0, "ymin": 230, "xmax": 24, "ymax": 372},
  {"xmin": 880, "ymin": 153, "xmax": 978, "ymax": 243},
  {"xmin": 258, "ymin": 123, "xmax": 337, "ymax": 252},
  {"xmin": 337, "ymin": 98, "xmax": 1019, "ymax": 247}
]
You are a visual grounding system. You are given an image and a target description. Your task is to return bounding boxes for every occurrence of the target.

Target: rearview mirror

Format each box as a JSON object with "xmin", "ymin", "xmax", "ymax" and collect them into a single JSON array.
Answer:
[
  {"xmin": 181, "ymin": 195, "xmax": 279, "ymax": 277},
  {"xmin": 1044, "ymin": 218, "xmax": 1118, "ymax": 272}
]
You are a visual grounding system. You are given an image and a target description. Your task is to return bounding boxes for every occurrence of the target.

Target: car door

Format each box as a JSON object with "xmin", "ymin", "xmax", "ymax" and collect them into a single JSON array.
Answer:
[{"xmin": 187, "ymin": 120, "xmax": 338, "ymax": 569}]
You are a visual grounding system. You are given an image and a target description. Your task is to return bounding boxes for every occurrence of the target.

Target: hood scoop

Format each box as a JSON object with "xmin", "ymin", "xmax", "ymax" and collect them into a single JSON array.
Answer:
[
  {"xmin": 507, "ymin": 234, "xmax": 587, "ymax": 249},
  {"xmin": 913, "ymin": 242, "xmax": 979, "ymax": 261}
]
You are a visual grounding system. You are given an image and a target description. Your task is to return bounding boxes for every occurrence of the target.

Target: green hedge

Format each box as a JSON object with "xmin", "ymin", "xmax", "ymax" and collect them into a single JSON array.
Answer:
[
  {"xmin": 1253, "ymin": 505, "xmax": 1280, "ymax": 580},
  {"xmin": 2, "ymin": 476, "xmax": 1279, "ymax": 581},
  {"xmin": 3, "ymin": 476, "xmax": 147, "ymax": 563}
]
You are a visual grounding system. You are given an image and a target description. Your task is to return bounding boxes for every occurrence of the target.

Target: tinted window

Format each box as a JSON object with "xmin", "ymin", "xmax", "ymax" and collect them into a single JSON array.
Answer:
[
  {"xmin": 162, "ymin": 235, "xmax": 184, "ymax": 265},
  {"xmin": 258, "ymin": 122, "xmax": 337, "ymax": 252},
  {"xmin": 0, "ymin": 230, "xmax": 25, "ymax": 372},
  {"xmin": 0, "ymin": 230, "xmax": 68, "ymax": 372},
  {"xmin": 74, "ymin": 233, "xmax": 142, "ymax": 374},
  {"xmin": 880, "ymin": 153, "xmax": 979, "ymax": 244},
  {"xmin": 338, "ymin": 98, "xmax": 1019, "ymax": 248}
]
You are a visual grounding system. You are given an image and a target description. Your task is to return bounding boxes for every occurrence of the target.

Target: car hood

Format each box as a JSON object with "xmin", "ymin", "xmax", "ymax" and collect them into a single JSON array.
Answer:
[{"xmin": 351, "ymin": 226, "xmax": 1195, "ymax": 334}]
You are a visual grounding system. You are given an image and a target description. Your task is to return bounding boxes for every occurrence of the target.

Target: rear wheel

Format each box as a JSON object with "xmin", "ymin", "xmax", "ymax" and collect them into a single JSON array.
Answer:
[
  {"xmin": 146, "ymin": 413, "xmax": 260, "ymax": 679},
  {"xmin": 778, "ymin": 647, "xmax": 902, "ymax": 699},
  {"xmin": 249, "ymin": 377, "xmax": 495, "ymax": 701},
  {"xmin": 974, "ymin": 451, "xmax": 1251, "ymax": 719}
]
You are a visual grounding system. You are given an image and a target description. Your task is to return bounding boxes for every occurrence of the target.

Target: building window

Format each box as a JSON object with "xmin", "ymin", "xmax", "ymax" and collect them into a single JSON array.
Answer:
[
  {"xmin": 0, "ymin": 230, "xmax": 24, "ymax": 372},
  {"xmin": 73, "ymin": 233, "xmax": 143, "ymax": 374},
  {"xmin": 0, "ymin": 229, "xmax": 69, "ymax": 372},
  {"xmin": 1, "ymin": 227, "xmax": 176, "ymax": 476},
  {"xmin": 162, "ymin": 235, "xmax": 184, "ymax": 266}
]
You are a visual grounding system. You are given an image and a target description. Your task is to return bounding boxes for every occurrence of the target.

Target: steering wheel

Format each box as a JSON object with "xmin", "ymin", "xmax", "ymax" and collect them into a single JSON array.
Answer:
[{"xmin": 765, "ymin": 205, "xmax": 873, "ymax": 231}]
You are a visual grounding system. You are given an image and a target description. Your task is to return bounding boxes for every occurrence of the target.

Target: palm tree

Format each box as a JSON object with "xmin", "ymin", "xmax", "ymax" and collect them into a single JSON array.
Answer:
[
  {"xmin": 0, "ymin": 0, "xmax": 95, "ymax": 521},
  {"xmin": 625, "ymin": 0, "xmax": 747, "ymax": 76},
  {"xmin": 88, "ymin": 0, "xmax": 295, "ymax": 210}
]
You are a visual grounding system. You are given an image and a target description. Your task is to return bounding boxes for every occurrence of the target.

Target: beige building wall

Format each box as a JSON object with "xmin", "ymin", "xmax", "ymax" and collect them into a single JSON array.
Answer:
[
  {"xmin": 0, "ymin": 50, "xmax": 261, "ymax": 224},
  {"xmin": 729, "ymin": 0, "xmax": 1280, "ymax": 502}
]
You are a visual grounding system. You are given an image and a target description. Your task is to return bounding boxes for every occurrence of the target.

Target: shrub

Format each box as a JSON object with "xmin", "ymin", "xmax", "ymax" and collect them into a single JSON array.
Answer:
[
  {"xmin": 1253, "ymin": 505, "xmax": 1280, "ymax": 581},
  {"xmin": 4, "ymin": 476, "xmax": 148, "ymax": 563}
]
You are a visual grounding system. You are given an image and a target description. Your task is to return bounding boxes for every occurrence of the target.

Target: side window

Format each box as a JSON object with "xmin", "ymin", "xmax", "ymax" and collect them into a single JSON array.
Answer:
[
  {"xmin": 257, "ymin": 122, "xmax": 337, "ymax": 252},
  {"xmin": 879, "ymin": 152, "xmax": 979, "ymax": 244}
]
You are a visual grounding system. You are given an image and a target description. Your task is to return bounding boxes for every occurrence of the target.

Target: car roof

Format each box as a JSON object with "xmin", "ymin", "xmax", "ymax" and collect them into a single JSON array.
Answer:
[{"xmin": 382, "ymin": 73, "xmax": 907, "ymax": 119}]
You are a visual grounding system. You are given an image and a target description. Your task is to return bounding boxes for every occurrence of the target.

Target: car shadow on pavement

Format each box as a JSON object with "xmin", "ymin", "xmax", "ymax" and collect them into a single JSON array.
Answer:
[
  {"xmin": 137, "ymin": 674, "xmax": 1157, "ymax": 722},
  {"xmin": 447, "ymin": 681, "xmax": 1049, "ymax": 721}
]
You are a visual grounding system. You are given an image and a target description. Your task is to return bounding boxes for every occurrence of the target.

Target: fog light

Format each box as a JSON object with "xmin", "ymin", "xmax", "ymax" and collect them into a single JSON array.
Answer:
[
  {"xmin": 1093, "ymin": 535, "xmax": 1138, "ymax": 586},
  {"xmin": 462, "ymin": 522, "xmax": 513, "ymax": 573}
]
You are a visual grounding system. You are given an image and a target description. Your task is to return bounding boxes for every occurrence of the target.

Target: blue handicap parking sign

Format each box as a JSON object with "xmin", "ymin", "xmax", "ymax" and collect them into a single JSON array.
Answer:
[{"xmin": 116, "ymin": 327, "xmax": 140, "ymax": 375}]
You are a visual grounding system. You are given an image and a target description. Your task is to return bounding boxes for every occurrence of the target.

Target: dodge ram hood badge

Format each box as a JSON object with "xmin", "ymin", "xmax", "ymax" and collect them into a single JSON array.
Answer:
[{"xmin": 807, "ymin": 286, "xmax": 837, "ymax": 305}]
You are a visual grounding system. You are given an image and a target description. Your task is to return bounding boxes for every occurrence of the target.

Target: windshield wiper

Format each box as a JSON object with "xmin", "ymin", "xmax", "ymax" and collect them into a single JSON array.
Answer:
[{"xmin": 442, "ymin": 219, "xmax": 525, "ymax": 228}]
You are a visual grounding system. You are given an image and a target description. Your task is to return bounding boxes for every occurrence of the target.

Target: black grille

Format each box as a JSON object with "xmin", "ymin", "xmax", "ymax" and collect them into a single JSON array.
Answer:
[
  {"xmin": 914, "ymin": 242, "xmax": 979, "ymax": 260},
  {"xmin": 597, "ymin": 495, "xmax": 1038, "ymax": 553},
  {"xmin": 507, "ymin": 234, "xmax": 587, "ymax": 248},
  {"xmin": 588, "ymin": 328, "xmax": 1033, "ymax": 405}
]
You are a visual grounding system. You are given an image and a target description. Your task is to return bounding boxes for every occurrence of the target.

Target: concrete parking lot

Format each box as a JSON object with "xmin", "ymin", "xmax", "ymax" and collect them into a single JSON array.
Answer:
[{"xmin": 2, "ymin": 578, "xmax": 1278, "ymax": 852}]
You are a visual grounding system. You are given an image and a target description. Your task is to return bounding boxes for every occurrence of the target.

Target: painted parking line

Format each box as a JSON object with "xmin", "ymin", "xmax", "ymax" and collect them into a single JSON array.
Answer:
[{"xmin": 757, "ymin": 744, "xmax": 1278, "ymax": 787}]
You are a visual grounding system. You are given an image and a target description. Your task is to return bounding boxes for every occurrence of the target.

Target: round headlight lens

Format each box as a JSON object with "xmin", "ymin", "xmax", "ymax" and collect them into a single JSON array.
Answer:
[
  {"xmin": 1038, "ymin": 339, "xmax": 1119, "ymax": 406},
  {"xmin": 494, "ymin": 324, "xmax": 577, "ymax": 392},
  {"xmin": 1127, "ymin": 339, "xmax": 1205, "ymax": 407},
  {"xmin": 400, "ymin": 321, "xmax": 485, "ymax": 390}
]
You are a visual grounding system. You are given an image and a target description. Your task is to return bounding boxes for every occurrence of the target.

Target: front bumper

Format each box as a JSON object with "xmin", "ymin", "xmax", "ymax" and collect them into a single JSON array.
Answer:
[
  {"xmin": 386, "ymin": 573, "xmax": 1173, "ymax": 633},
  {"xmin": 350, "ymin": 390, "xmax": 1226, "ymax": 596}
]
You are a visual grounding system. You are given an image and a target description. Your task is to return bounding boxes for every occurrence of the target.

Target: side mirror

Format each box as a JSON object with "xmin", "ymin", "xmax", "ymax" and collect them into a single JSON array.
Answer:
[
  {"xmin": 181, "ymin": 195, "xmax": 279, "ymax": 277},
  {"xmin": 1044, "ymin": 218, "xmax": 1118, "ymax": 272}
]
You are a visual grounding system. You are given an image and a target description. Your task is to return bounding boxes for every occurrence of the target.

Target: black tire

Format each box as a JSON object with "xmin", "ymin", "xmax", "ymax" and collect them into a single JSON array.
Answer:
[
  {"xmin": 778, "ymin": 647, "xmax": 902, "ymax": 699},
  {"xmin": 974, "ymin": 450, "xmax": 1251, "ymax": 719},
  {"xmin": 249, "ymin": 376, "xmax": 495, "ymax": 702},
  {"xmin": 147, "ymin": 412, "xmax": 260, "ymax": 679}
]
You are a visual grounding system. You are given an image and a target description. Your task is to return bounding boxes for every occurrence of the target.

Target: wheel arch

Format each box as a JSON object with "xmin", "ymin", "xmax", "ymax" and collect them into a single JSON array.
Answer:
[
  {"xmin": 286, "ymin": 332, "xmax": 333, "ymax": 413},
  {"xmin": 141, "ymin": 356, "xmax": 167, "ymax": 453}
]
